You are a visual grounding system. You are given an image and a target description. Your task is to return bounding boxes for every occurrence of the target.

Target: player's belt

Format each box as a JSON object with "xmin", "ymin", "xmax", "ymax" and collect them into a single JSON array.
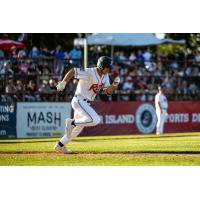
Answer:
[{"xmin": 74, "ymin": 95, "xmax": 91, "ymax": 103}]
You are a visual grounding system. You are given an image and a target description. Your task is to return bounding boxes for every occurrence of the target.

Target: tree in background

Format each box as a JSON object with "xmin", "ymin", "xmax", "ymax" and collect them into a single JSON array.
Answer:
[
  {"xmin": 156, "ymin": 33, "xmax": 200, "ymax": 56},
  {"xmin": 167, "ymin": 33, "xmax": 200, "ymax": 50}
]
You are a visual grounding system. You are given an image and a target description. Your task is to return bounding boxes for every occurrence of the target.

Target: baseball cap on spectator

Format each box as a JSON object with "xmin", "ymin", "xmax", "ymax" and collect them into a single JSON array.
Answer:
[{"xmin": 158, "ymin": 85, "xmax": 165, "ymax": 90}]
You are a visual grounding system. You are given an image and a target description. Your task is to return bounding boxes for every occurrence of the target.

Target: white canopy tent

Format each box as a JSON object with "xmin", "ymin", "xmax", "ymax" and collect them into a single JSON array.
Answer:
[
  {"xmin": 87, "ymin": 33, "xmax": 185, "ymax": 46},
  {"xmin": 83, "ymin": 33, "xmax": 185, "ymax": 67}
]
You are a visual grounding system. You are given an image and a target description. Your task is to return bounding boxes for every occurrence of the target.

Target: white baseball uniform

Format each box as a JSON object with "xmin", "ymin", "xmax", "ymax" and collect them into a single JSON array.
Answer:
[
  {"xmin": 155, "ymin": 92, "xmax": 168, "ymax": 135},
  {"xmin": 60, "ymin": 67, "xmax": 111, "ymax": 145}
]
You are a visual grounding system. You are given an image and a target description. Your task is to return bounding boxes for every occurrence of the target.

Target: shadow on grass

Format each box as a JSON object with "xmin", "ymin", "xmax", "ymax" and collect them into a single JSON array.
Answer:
[
  {"xmin": 74, "ymin": 134, "xmax": 200, "ymax": 142},
  {"xmin": 1, "ymin": 150, "xmax": 200, "ymax": 155},
  {"xmin": 0, "ymin": 133, "xmax": 200, "ymax": 144}
]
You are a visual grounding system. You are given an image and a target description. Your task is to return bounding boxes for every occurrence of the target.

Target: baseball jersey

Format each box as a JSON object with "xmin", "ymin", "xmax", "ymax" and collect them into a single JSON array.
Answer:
[
  {"xmin": 155, "ymin": 93, "xmax": 168, "ymax": 110},
  {"xmin": 74, "ymin": 67, "xmax": 110, "ymax": 101}
]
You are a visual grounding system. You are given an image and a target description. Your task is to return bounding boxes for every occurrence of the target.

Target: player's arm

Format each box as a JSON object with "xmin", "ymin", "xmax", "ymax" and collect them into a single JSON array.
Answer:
[
  {"xmin": 105, "ymin": 77, "xmax": 120, "ymax": 95},
  {"xmin": 56, "ymin": 69, "xmax": 75, "ymax": 91}
]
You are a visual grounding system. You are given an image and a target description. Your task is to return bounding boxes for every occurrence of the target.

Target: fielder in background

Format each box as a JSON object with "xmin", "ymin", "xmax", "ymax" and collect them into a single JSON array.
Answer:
[
  {"xmin": 155, "ymin": 85, "xmax": 168, "ymax": 135},
  {"xmin": 54, "ymin": 56, "xmax": 120, "ymax": 153}
]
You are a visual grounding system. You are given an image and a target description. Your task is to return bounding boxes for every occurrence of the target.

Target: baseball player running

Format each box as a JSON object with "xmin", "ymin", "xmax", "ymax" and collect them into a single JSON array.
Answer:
[
  {"xmin": 155, "ymin": 85, "xmax": 168, "ymax": 135},
  {"xmin": 54, "ymin": 56, "xmax": 120, "ymax": 153}
]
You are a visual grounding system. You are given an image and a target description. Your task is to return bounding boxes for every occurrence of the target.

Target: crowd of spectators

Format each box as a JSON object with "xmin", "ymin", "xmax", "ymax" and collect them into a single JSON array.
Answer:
[
  {"xmin": 0, "ymin": 44, "xmax": 200, "ymax": 103},
  {"xmin": 111, "ymin": 48, "xmax": 200, "ymax": 101}
]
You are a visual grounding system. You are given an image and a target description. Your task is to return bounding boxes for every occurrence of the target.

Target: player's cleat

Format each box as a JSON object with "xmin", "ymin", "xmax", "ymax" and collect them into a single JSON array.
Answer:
[
  {"xmin": 65, "ymin": 118, "xmax": 75, "ymax": 138},
  {"xmin": 54, "ymin": 143, "xmax": 72, "ymax": 154}
]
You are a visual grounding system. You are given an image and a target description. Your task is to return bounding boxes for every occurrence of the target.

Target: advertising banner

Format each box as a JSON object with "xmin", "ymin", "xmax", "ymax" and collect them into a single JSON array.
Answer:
[
  {"xmin": 0, "ymin": 102, "xmax": 17, "ymax": 139},
  {"xmin": 80, "ymin": 101, "xmax": 200, "ymax": 136},
  {"xmin": 166, "ymin": 101, "xmax": 200, "ymax": 133},
  {"xmin": 17, "ymin": 103, "xmax": 71, "ymax": 138}
]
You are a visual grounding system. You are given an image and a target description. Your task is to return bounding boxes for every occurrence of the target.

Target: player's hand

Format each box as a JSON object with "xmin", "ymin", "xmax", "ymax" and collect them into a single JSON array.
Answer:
[
  {"xmin": 112, "ymin": 76, "xmax": 120, "ymax": 87},
  {"xmin": 56, "ymin": 81, "xmax": 67, "ymax": 91}
]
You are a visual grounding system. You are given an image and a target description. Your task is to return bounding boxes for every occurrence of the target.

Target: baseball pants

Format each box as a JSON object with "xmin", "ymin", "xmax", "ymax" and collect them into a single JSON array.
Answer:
[
  {"xmin": 156, "ymin": 109, "xmax": 167, "ymax": 135},
  {"xmin": 60, "ymin": 96, "xmax": 101, "ymax": 145}
]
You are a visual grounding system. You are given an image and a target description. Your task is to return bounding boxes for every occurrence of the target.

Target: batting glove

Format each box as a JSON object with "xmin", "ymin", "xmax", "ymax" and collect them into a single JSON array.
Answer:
[
  {"xmin": 113, "ymin": 76, "xmax": 120, "ymax": 86},
  {"xmin": 56, "ymin": 81, "xmax": 67, "ymax": 91}
]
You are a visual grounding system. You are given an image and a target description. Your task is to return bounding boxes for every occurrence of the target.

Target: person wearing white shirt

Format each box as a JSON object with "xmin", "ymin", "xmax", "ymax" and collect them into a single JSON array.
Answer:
[
  {"xmin": 143, "ymin": 50, "xmax": 151, "ymax": 61},
  {"xmin": 155, "ymin": 85, "xmax": 168, "ymax": 135},
  {"xmin": 121, "ymin": 76, "xmax": 133, "ymax": 101},
  {"xmin": 54, "ymin": 56, "xmax": 120, "ymax": 154}
]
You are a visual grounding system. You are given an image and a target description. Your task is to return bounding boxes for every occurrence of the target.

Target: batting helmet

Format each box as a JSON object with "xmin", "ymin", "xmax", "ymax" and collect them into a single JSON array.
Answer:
[{"xmin": 97, "ymin": 56, "xmax": 113, "ymax": 71}]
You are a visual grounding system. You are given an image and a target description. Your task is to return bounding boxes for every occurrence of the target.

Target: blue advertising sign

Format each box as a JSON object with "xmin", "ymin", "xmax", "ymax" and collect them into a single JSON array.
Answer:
[{"xmin": 0, "ymin": 102, "xmax": 17, "ymax": 139}]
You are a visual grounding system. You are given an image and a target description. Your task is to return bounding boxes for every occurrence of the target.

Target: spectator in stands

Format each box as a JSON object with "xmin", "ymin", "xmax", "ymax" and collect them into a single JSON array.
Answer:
[
  {"xmin": 129, "ymin": 52, "xmax": 136, "ymax": 61},
  {"xmin": 143, "ymin": 48, "xmax": 152, "ymax": 61},
  {"xmin": 136, "ymin": 50, "xmax": 145, "ymax": 68},
  {"xmin": 0, "ymin": 43, "xmax": 200, "ymax": 102},
  {"xmin": 69, "ymin": 45, "xmax": 82, "ymax": 66},
  {"xmin": 136, "ymin": 92, "xmax": 146, "ymax": 102},
  {"xmin": 51, "ymin": 45, "xmax": 68, "ymax": 75},
  {"xmin": 28, "ymin": 61, "xmax": 40, "ymax": 73},
  {"xmin": 9, "ymin": 46, "xmax": 18, "ymax": 59},
  {"xmin": 38, "ymin": 80, "xmax": 49, "ymax": 93},
  {"xmin": 137, "ymin": 77, "xmax": 148, "ymax": 90},
  {"xmin": 48, "ymin": 78, "xmax": 57, "ymax": 101},
  {"xmin": 40, "ymin": 47, "xmax": 52, "ymax": 58},
  {"xmin": 117, "ymin": 52, "xmax": 131, "ymax": 68},
  {"xmin": 89, "ymin": 46, "xmax": 102, "ymax": 65},
  {"xmin": 27, "ymin": 61, "xmax": 41, "ymax": 82},
  {"xmin": 118, "ymin": 51, "xmax": 126, "ymax": 62},
  {"xmin": 188, "ymin": 83, "xmax": 198, "ymax": 99},
  {"xmin": 153, "ymin": 61, "xmax": 163, "ymax": 76},
  {"xmin": 186, "ymin": 48, "xmax": 196, "ymax": 61},
  {"xmin": 195, "ymin": 50, "xmax": 200, "ymax": 67},
  {"xmin": 121, "ymin": 76, "xmax": 134, "ymax": 101},
  {"xmin": 49, "ymin": 78, "xmax": 57, "ymax": 90},
  {"xmin": 15, "ymin": 80, "xmax": 24, "ymax": 101},
  {"xmin": 39, "ymin": 61, "xmax": 51, "ymax": 83},
  {"xmin": 26, "ymin": 80, "xmax": 39, "ymax": 101},
  {"xmin": 185, "ymin": 65, "xmax": 193, "ymax": 76},
  {"xmin": 144, "ymin": 61, "xmax": 156, "ymax": 73},
  {"xmin": 177, "ymin": 80, "xmax": 188, "ymax": 100},
  {"xmin": 5, "ymin": 79, "xmax": 16, "ymax": 93},
  {"xmin": 18, "ymin": 60, "xmax": 28, "ymax": 74},
  {"xmin": 15, "ymin": 80, "xmax": 23, "ymax": 90},
  {"xmin": 192, "ymin": 67, "xmax": 200, "ymax": 77},
  {"xmin": 0, "ymin": 61, "xmax": 14, "ymax": 78},
  {"xmin": 51, "ymin": 45, "xmax": 62, "ymax": 58},
  {"xmin": 0, "ymin": 49, "xmax": 5, "ymax": 59},
  {"xmin": 9, "ymin": 61, "xmax": 19, "ymax": 82},
  {"xmin": 170, "ymin": 59, "xmax": 179, "ymax": 70},
  {"xmin": 38, "ymin": 80, "xmax": 52, "ymax": 101},
  {"xmin": 5, "ymin": 79, "xmax": 18, "ymax": 102},
  {"xmin": 29, "ymin": 46, "xmax": 40, "ymax": 59},
  {"xmin": 136, "ymin": 50, "xmax": 144, "ymax": 62},
  {"xmin": 18, "ymin": 47, "xmax": 27, "ymax": 58}
]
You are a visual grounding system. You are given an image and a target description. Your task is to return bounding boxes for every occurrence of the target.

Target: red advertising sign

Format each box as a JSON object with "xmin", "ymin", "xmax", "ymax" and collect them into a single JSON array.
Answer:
[{"xmin": 80, "ymin": 101, "xmax": 200, "ymax": 136}]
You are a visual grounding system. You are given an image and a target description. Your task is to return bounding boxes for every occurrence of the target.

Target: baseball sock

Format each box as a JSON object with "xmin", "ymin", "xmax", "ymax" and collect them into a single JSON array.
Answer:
[
  {"xmin": 58, "ymin": 141, "xmax": 64, "ymax": 147},
  {"xmin": 71, "ymin": 120, "xmax": 76, "ymax": 126}
]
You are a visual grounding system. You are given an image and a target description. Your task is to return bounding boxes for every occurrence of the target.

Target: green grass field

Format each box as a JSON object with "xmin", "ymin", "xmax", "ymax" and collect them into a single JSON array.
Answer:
[{"xmin": 0, "ymin": 132, "xmax": 200, "ymax": 166}]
